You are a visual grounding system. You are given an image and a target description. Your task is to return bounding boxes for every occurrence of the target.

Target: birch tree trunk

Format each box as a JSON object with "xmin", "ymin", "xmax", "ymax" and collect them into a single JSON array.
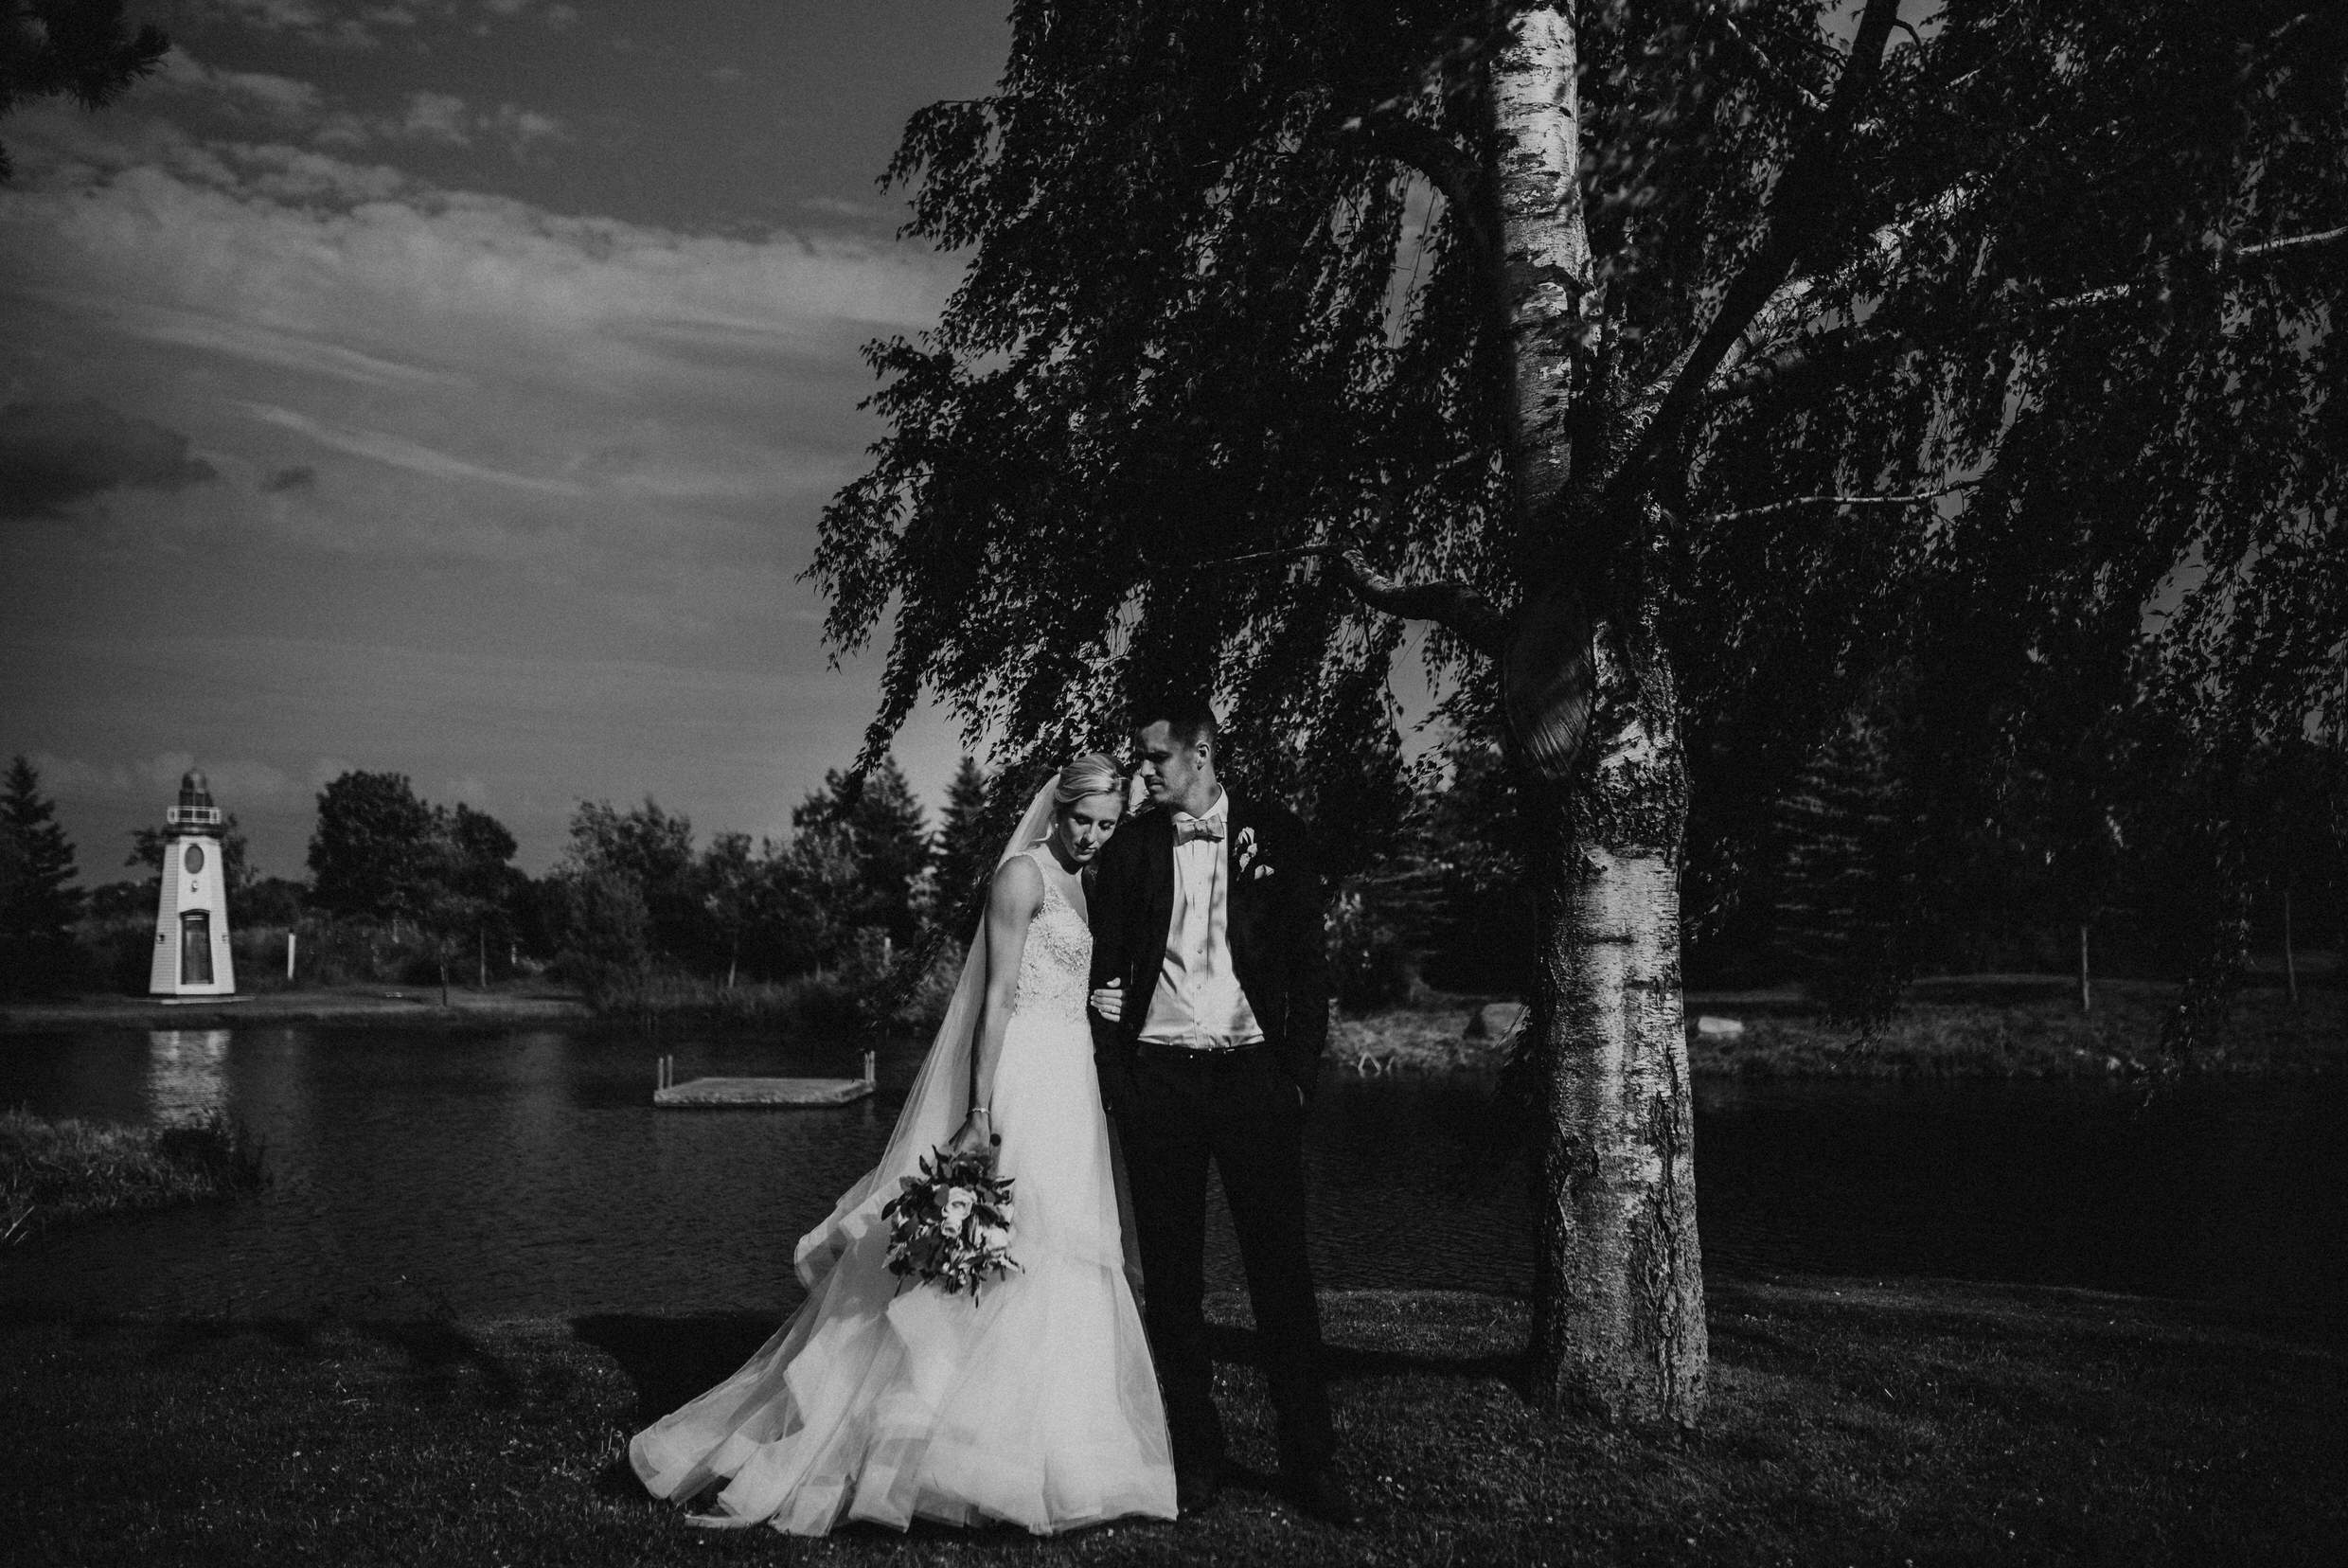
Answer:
[
  {"xmin": 1528, "ymin": 628, "xmax": 1705, "ymax": 1425},
  {"xmin": 1491, "ymin": 4, "xmax": 1708, "ymax": 1426}
]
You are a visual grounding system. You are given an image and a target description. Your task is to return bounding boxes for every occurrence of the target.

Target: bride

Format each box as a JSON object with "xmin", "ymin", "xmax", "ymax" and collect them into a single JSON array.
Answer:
[{"xmin": 630, "ymin": 754, "xmax": 1177, "ymax": 1535}]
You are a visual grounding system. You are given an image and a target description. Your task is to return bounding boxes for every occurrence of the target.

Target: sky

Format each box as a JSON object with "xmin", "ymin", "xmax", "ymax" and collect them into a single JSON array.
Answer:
[{"xmin": 1, "ymin": 0, "xmax": 1014, "ymax": 881}]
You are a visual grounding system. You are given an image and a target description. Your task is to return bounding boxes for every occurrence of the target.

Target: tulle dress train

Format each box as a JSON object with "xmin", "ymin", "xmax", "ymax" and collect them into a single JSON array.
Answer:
[{"xmin": 630, "ymin": 853, "xmax": 1176, "ymax": 1535}]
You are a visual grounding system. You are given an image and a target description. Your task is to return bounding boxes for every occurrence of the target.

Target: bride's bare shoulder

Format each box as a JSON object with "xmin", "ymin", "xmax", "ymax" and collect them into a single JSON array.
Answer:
[{"xmin": 987, "ymin": 851, "xmax": 1046, "ymax": 914}]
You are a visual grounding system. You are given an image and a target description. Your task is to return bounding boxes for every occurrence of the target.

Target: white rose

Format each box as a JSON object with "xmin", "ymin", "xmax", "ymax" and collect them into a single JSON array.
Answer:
[
  {"xmin": 940, "ymin": 1187, "xmax": 976, "ymax": 1228},
  {"xmin": 975, "ymin": 1222, "xmax": 1012, "ymax": 1256}
]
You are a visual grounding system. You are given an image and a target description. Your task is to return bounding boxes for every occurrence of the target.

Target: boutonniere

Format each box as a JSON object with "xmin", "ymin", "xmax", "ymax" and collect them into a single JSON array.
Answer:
[{"xmin": 1236, "ymin": 825, "xmax": 1259, "ymax": 872}]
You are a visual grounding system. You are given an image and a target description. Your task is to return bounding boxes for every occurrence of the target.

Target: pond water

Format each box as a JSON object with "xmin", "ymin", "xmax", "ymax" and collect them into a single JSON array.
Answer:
[{"xmin": 3, "ymin": 1024, "xmax": 2342, "ymax": 1323}]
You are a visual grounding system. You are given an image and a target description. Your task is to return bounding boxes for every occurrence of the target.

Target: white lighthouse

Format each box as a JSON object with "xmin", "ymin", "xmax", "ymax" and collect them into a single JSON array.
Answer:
[{"xmin": 149, "ymin": 769, "xmax": 238, "ymax": 999}]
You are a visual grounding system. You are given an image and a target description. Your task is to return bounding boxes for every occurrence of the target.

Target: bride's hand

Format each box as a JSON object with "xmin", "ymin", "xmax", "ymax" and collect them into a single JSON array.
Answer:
[
  {"xmin": 1089, "ymin": 978, "xmax": 1124, "ymax": 1023},
  {"xmin": 948, "ymin": 1106, "xmax": 998, "ymax": 1156}
]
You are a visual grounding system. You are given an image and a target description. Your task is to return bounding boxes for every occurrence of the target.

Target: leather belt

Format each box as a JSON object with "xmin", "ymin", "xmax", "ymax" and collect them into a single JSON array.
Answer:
[{"xmin": 1134, "ymin": 1038, "xmax": 1264, "ymax": 1061}]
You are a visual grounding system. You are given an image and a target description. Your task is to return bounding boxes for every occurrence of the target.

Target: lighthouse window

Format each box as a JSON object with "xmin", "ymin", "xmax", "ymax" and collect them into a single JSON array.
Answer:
[{"xmin": 185, "ymin": 843, "xmax": 206, "ymax": 875}]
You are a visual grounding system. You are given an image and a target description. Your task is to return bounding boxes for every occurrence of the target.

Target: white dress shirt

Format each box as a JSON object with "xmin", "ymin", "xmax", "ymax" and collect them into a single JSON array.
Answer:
[{"xmin": 1139, "ymin": 788, "xmax": 1265, "ymax": 1048}]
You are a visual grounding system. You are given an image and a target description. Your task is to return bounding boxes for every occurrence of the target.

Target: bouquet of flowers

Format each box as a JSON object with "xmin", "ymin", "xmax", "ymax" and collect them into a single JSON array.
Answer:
[{"xmin": 880, "ymin": 1144, "xmax": 1020, "ymax": 1300}]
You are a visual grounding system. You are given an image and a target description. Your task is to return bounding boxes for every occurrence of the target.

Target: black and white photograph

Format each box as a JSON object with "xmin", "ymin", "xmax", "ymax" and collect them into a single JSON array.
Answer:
[{"xmin": 3, "ymin": 2, "xmax": 2343, "ymax": 1562}]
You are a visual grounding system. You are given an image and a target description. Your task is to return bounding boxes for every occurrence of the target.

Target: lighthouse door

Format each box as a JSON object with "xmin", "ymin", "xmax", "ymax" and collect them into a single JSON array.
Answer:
[{"xmin": 180, "ymin": 912, "xmax": 215, "ymax": 986}]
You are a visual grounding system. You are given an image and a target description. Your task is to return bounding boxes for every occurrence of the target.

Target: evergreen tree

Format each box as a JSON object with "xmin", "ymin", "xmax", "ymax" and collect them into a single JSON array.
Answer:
[
  {"xmin": 1772, "ymin": 708, "xmax": 1923, "ymax": 1033},
  {"xmin": 0, "ymin": 0, "xmax": 169, "ymax": 181},
  {"xmin": 0, "ymin": 755, "xmax": 84, "ymax": 994},
  {"xmin": 791, "ymin": 756, "xmax": 931, "ymax": 950},
  {"xmin": 929, "ymin": 756, "xmax": 995, "ymax": 931}
]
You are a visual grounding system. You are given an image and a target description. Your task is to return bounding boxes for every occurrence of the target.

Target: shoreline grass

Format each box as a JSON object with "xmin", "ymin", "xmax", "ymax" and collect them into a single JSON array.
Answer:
[
  {"xmin": 1, "ymin": 1281, "xmax": 2337, "ymax": 1564},
  {"xmin": 0, "ymin": 1109, "xmax": 266, "ymax": 1247},
  {"xmin": 1340, "ymin": 977, "xmax": 2346, "ymax": 1079}
]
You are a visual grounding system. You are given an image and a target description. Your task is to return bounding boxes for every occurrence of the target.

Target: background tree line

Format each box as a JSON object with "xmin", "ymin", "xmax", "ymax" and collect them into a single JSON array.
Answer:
[
  {"xmin": 5, "ymin": 726, "xmax": 2339, "ymax": 1008},
  {"xmin": 0, "ymin": 752, "xmax": 1004, "ymax": 1007},
  {"xmin": 1332, "ymin": 689, "xmax": 2345, "ymax": 1024}
]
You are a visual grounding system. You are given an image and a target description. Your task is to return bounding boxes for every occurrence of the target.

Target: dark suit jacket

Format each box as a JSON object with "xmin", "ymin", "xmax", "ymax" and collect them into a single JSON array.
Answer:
[{"xmin": 1087, "ymin": 791, "xmax": 1330, "ymax": 1113}]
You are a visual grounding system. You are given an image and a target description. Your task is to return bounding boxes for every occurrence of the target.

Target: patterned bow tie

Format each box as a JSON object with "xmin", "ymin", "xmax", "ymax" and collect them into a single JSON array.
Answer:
[{"xmin": 1173, "ymin": 814, "xmax": 1224, "ymax": 844}]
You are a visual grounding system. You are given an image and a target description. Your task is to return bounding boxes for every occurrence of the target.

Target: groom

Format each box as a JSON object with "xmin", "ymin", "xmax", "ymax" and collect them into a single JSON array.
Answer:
[{"xmin": 1087, "ymin": 696, "xmax": 1352, "ymax": 1525}]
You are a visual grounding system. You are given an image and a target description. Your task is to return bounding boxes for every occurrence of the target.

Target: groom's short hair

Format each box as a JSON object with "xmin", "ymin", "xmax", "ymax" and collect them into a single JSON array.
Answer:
[{"xmin": 1134, "ymin": 695, "xmax": 1218, "ymax": 752}]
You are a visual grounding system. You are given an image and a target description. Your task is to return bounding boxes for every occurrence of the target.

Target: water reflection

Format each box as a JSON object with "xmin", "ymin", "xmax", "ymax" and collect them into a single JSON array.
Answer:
[{"xmin": 147, "ymin": 1029, "xmax": 230, "ymax": 1124}]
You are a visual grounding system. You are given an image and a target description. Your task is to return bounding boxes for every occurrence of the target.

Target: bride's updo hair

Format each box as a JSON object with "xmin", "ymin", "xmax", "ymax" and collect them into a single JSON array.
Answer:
[{"xmin": 1053, "ymin": 752, "xmax": 1124, "ymax": 811}]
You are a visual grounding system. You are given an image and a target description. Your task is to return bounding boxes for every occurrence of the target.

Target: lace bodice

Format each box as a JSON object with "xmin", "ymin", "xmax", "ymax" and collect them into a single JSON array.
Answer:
[{"xmin": 1011, "ymin": 852, "xmax": 1092, "ymax": 1023}]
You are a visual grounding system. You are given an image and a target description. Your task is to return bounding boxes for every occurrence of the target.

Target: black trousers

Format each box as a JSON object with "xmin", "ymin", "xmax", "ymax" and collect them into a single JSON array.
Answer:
[{"xmin": 1117, "ymin": 1042, "xmax": 1333, "ymax": 1476}]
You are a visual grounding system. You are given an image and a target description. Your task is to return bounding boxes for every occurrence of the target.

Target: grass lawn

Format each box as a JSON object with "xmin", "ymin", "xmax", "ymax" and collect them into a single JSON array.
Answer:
[{"xmin": 3, "ymin": 1282, "xmax": 2339, "ymax": 1565}]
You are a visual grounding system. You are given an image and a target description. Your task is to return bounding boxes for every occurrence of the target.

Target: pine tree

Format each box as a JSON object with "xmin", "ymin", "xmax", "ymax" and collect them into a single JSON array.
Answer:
[
  {"xmin": 1773, "ymin": 710, "xmax": 1921, "ymax": 1034},
  {"xmin": 0, "ymin": 1, "xmax": 170, "ymax": 182},
  {"xmin": 792, "ymin": 756, "xmax": 932, "ymax": 950},
  {"xmin": 929, "ymin": 757, "xmax": 995, "ymax": 932},
  {"xmin": 1, "ymin": 755, "xmax": 85, "ymax": 995}
]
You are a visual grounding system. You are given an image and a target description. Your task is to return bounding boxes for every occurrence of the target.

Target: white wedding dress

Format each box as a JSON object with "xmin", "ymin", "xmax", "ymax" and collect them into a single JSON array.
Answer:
[{"xmin": 630, "ymin": 846, "xmax": 1176, "ymax": 1535}]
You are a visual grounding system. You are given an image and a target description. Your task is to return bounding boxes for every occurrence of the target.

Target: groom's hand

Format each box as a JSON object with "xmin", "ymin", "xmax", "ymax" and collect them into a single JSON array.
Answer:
[{"xmin": 1088, "ymin": 978, "xmax": 1124, "ymax": 1024}]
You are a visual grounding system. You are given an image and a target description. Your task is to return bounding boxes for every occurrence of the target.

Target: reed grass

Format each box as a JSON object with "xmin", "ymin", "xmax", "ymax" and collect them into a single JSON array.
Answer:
[{"xmin": 0, "ymin": 1109, "xmax": 266, "ymax": 1247}]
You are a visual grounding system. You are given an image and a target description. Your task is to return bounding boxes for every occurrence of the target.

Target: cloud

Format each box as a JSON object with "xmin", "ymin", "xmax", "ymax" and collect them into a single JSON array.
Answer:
[
  {"xmin": 103, "ymin": 300, "xmax": 462, "ymax": 389},
  {"xmin": 30, "ymin": 749, "xmax": 301, "ymax": 810},
  {"xmin": 6, "ymin": 158, "xmax": 955, "ymax": 361},
  {"xmin": 198, "ymin": 0, "xmax": 400, "ymax": 49},
  {"xmin": 0, "ymin": 400, "xmax": 221, "ymax": 519},
  {"xmin": 489, "ymin": 104, "xmax": 566, "ymax": 155},
  {"xmin": 155, "ymin": 43, "xmax": 564, "ymax": 162},
  {"xmin": 0, "ymin": 100, "xmax": 956, "ymax": 600},
  {"xmin": 398, "ymin": 92, "xmax": 473, "ymax": 146},
  {"xmin": 221, "ymin": 142, "xmax": 413, "ymax": 205},
  {"xmin": 311, "ymin": 94, "xmax": 565, "ymax": 159},
  {"xmin": 239, "ymin": 401, "xmax": 589, "ymax": 495},
  {"xmin": 155, "ymin": 50, "xmax": 324, "ymax": 125}
]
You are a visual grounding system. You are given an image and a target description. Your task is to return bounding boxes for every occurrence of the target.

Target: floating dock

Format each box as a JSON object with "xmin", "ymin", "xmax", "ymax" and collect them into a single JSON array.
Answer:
[{"xmin": 652, "ymin": 1052, "xmax": 876, "ymax": 1108}]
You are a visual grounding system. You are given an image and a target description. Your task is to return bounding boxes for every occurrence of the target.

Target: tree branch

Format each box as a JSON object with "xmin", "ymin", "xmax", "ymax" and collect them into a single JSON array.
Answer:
[
  {"xmin": 1183, "ymin": 543, "xmax": 1510, "ymax": 659},
  {"xmin": 1717, "ymin": 15, "xmax": 1825, "ymax": 116},
  {"xmin": 1700, "ymin": 179, "xmax": 1984, "ymax": 398},
  {"xmin": 1705, "ymin": 205, "xmax": 2336, "ymax": 405},
  {"xmin": 1704, "ymin": 478, "xmax": 1977, "ymax": 526},
  {"xmin": 1704, "ymin": 316, "xmax": 1913, "ymax": 406},
  {"xmin": 2042, "ymin": 223, "xmax": 2348, "ymax": 314},
  {"xmin": 1605, "ymin": 0, "xmax": 1906, "ymax": 511},
  {"xmin": 1340, "ymin": 110, "xmax": 1497, "ymax": 265},
  {"xmin": 2239, "ymin": 222, "xmax": 2348, "ymax": 260}
]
